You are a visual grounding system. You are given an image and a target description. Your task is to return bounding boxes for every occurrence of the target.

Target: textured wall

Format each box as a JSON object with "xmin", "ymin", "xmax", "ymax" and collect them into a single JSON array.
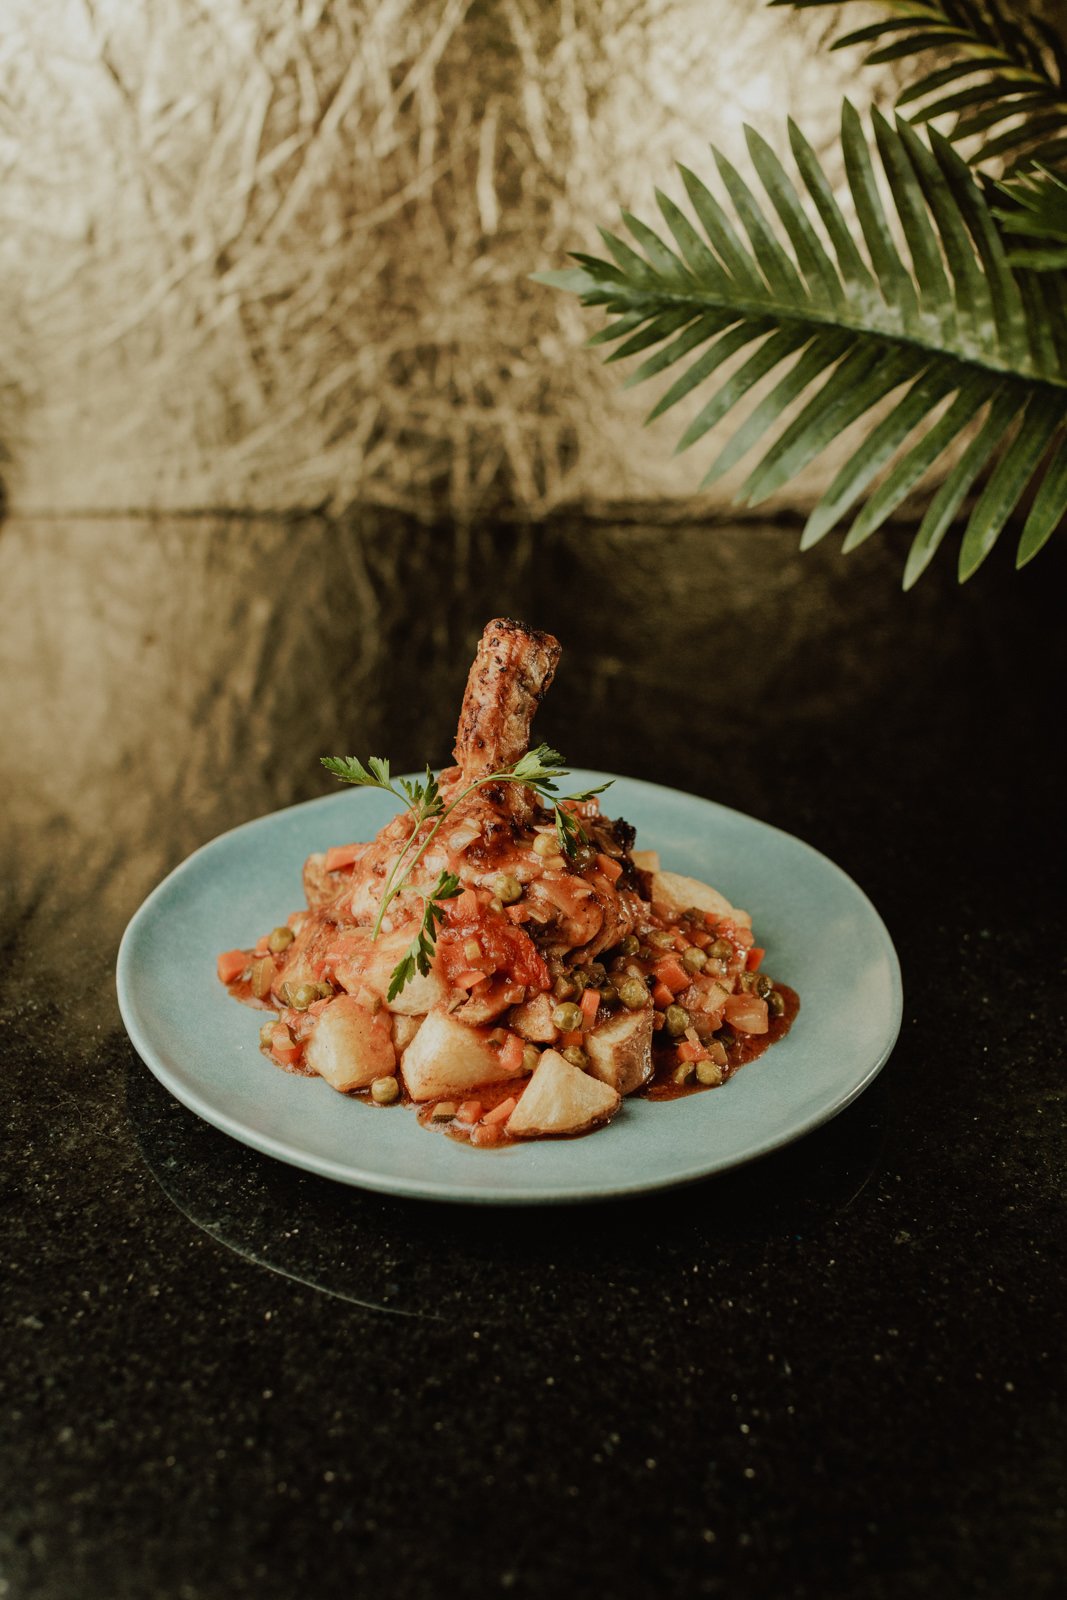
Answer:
[{"xmin": 1, "ymin": 0, "xmax": 870, "ymax": 516}]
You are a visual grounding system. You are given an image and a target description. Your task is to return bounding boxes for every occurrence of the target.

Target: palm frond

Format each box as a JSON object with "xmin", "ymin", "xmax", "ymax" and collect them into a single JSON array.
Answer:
[
  {"xmin": 771, "ymin": 1, "xmax": 1067, "ymax": 172},
  {"xmin": 535, "ymin": 106, "xmax": 1067, "ymax": 585},
  {"xmin": 993, "ymin": 163, "xmax": 1067, "ymax": 269}
]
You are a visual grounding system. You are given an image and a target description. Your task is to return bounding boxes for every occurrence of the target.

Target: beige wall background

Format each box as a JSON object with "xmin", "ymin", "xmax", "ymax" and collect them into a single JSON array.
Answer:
[{"xmin": 1, "ymin": 0, "xmax": 873, "ymax": 517}]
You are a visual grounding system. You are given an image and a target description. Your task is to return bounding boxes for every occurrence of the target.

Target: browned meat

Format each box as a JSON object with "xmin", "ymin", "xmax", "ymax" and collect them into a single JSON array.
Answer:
[{"xmin": 453, "ymin": 618, "xmax": 561, "ymax": 784}]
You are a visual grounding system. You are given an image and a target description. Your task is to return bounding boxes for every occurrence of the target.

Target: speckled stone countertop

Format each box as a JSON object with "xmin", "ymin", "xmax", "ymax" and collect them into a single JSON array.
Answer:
[{"xmin": 2, "ymin": 515, "xmax": 1063, "ymax": 1600}]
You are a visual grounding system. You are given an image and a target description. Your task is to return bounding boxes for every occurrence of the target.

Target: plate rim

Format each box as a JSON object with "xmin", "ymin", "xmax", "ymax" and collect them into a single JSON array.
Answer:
[{"xmin": 117, "ymin": 773, "xmax": 903, "ymax": 1205}]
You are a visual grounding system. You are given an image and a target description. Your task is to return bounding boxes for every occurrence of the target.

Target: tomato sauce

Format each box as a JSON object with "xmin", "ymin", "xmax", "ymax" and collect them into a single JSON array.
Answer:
[{"xmin": 437, "ymin": 916, "xmax": 549, "ymax": 991}]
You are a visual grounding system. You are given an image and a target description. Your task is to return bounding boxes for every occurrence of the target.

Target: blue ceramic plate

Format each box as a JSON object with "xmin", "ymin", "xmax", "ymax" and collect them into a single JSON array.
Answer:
[{"xmin": 117, "ymin": 774, "xmax": 902, "ymax": 1205}]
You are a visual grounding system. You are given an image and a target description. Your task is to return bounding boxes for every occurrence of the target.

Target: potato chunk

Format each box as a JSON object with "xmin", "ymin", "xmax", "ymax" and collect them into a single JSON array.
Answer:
[
  {"xmin": 400, "ymin": 1009, "xmax": 527, "ymax": 1102},
  {"xmin": 584, "ymin": 1007, "xmax": 653, "ymax": 1096},
  {"xmin": 506, "ymin": 1050, "xmax": 620, "ymax": 1138},
  {"xmin": 304, "ymin": 996, "xmax": 396, "ymax": 1092},
  {"xmin": 508, "ymin": 991, "xmax": 559, "ymax": 1043},
  {"xmin": 630, "ymin": 849, "xmax": 660, "ymax": 872},
  {"xmin": 649, "ymin": 869, "xmax": 752, "ymax": 929},
  {"xmin": 392, "ymin": 1013, "xmax": 423, "ymax": 1052}
]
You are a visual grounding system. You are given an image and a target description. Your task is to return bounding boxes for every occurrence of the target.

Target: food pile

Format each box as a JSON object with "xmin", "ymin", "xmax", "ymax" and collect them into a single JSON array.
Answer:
[{"xmin": 217, "ymin": 620, "xmax": 796, "ymax": 1147}]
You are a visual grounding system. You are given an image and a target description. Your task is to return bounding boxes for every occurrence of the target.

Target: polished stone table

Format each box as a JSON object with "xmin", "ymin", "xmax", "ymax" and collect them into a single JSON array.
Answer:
[{"xmin": 2, "ymin": 514, "xmax": 1063, "ymax": 1599}]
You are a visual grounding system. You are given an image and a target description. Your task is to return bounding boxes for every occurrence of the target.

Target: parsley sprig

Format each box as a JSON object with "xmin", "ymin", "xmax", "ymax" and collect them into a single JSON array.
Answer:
[
  {"xmin": 321, "ymin": 743, "xmax": 612, "ymax": 995},
  {"xmin": 386, "ymin": 870, "xmax": 461, "ymax": 1002}
]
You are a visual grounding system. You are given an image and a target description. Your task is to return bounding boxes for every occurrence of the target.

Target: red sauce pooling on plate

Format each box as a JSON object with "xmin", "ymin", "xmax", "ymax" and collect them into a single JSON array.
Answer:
[{"xmin": 642, "ymin": 984, "xmax": 800, "ymax": 1101}]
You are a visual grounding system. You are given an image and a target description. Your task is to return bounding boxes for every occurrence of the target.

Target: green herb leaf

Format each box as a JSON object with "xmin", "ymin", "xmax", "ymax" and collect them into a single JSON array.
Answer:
[
  {"xmin": 387, "ymin": 870, "xmax": 462, "ymax": 1000},
  {"xmin": 321, "ymin": 755, "xmax": 393, "ymax": 789},
  {"xmin": 554, "ymin": 806, "xmax": 585, "ymax": 858},
  {"xmin": 386, "ymin": 952, "xmax": 417, "ymax": 1003},
  {"xmin": 508, "ymin": 743, "xmax": 569, "ymax": 789},
  {"xmin": 397, "ymin": 766, "xmax": 445, "ymax": 822}
]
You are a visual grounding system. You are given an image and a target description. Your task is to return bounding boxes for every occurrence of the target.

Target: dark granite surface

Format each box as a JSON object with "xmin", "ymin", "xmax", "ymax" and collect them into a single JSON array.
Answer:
[{"xmin": 1, "ymin": 514, "xmax": 1064, "ymax": 1600}]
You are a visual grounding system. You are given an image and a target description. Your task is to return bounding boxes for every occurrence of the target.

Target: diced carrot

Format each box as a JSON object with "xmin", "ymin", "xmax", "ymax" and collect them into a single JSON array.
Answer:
[
  {"xmin": 677, "ymin": 1040, "xmax": 706, "ymax": 1063},
  {"xmin": 217, "ymin": 949, "xmax": 248, "ymax": 985},
  {"xmin": 453, "ymin": 969, "xmax": 489, "ymax": 990},
  {"xmin": 704, "ymin": 911, "xmax": 720, "ymax": 929},
  {"xmin": 595, "ymin": 852, "xmax": 623, "ymax": 884},
  {"xmin": 579, "ymin": 987, "xmax": 601, "ymax": 1026},
  {"xmin": 654, "ymin": 957, "xmax": 690, "ymax": 995},
  {"xmin": 456, "ymin": 1100, "xmax": 483, "ymax": 1124},
  {"xmin": 560, "ymin": 1029, "xmax": 584, "ymax": 1048},
  {"xmin": 270, "ymin": 1024, "xmax": 302, "ymax": 1067},
  {"xmin": 691, "ymin": 929, "xmax": 712, "ymax": 948},
  {"xmin": 652, "ymin": 981, "xmax": 675, "ymax": 1010},
  {"xmin": 484, "ymin": 1096, "xmax": 518, "ymax": 1126},
  {"xmin": 746, "ymin": 947, "xmax": 765, "ymax": 972},
  {"xmin": 498, "ymin": 1033, "xmax": 525, "ymax": 1074},
  {"xmin": 505, "ymin": 903, "xmax": 530, "ymax": 923},
  {"xmin": 452, "ymin": 889, "xmax": 481, "ymax": 921},
  {"xmin": 325, "ymin": 843, "xmax": 362, "ymax": 873},
  {"xmin": 470, "ymin": 1123, "xmax": 502, "ymax": 1147}
]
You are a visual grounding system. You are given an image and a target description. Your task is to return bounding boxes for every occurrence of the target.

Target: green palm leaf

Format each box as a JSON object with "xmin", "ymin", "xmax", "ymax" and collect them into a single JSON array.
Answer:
[
  {"xmin": 535, "ymin": 105, "xmax": 1067, "ymax": 584},
  {"xmin": 993, "ymin": 164, "xmax": 1067, "ymax": 270},
  {"xmin": 771, "ymin": 1, "xmax": 1067, "ymax": 172}
]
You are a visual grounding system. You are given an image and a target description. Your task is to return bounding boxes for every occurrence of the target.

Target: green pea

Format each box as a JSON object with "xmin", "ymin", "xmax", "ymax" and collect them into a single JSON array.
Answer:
[
  {"xmin": 682, "ymin": 947, "xmax": 707, "ymax": 973},
  {"xmin": 709, "ymin": 938, "xmax": 734, "ymax": 961},
  {"xmin": 696, "ymin": 1060, "xmax": 723, "ymax": 1086},
  {"xmin": 665, "ymin": 1004, "xmax": 690, "ymax": 1037},
  {"xmin": 618, "ymin": 977, "xmax": 649, "ymax": 1010},
  {"xmin": 619, "ymin": 934, "xmax": 640, "ymax": 957},
  {"xmin": 289, "ymin": 982, "xmax": 319, "ymax": 1011},
  {"xmin": 552, "ymin": 1002, "xmax": 583, "ymax": 1032},
  {"xmin": 493, "ymin": 873, "xmax": 522, "ymax": 904},
  {"xmin": 767, "ymin": 989, "xmax": 786, "ymax": 1017},
  {"xmin": 671, "ymin": 1061, "xmax": 696, "ymax": 1086},
  {"xmin": 370, "ymin": 1076, "xmax": 399, "ymax": 1105},
  {"xmin": 562, "ymin": 1046, "xmax": 588, "ymax": 1069},
  {"xmin": 647, "ymin": 930, "xmax": 674, "ymax": 950},
  {"xmin": 267, "ymin": 926, "xmax": 295, "ymax": 953}
]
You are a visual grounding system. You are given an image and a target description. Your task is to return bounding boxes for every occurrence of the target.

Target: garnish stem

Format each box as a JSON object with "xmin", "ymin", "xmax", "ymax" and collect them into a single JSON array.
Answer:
[{"xmin": 369, "ymin": 769, "xmax": 533, "ymax": 939}]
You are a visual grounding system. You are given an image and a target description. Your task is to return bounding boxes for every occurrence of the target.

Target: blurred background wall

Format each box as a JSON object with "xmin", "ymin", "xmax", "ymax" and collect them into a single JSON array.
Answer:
[{"xmin": 0, "ymin": 0, "xmax": 874, "ymax": 519}]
